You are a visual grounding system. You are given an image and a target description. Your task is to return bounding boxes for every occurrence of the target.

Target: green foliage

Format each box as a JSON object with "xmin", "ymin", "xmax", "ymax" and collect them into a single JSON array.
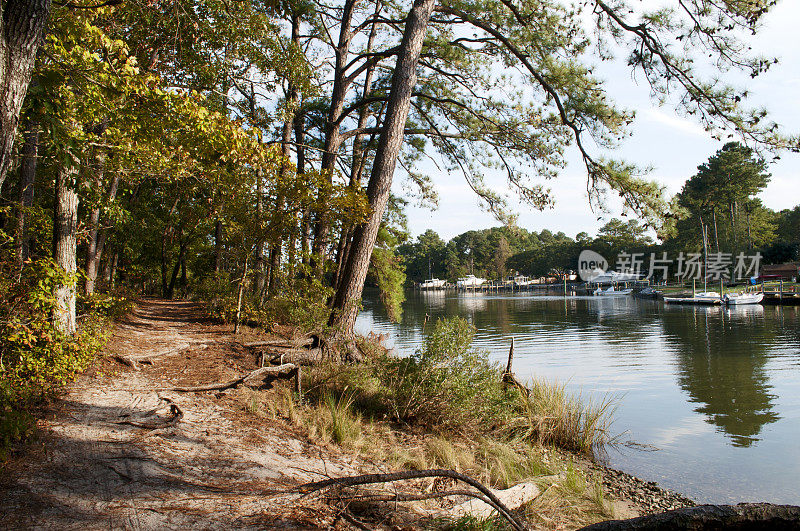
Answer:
[
  {"xmin": 195, "ymin": 269, "xmax": 334, "ymax": 333},
  {"xmin": 370, "ymin": 245, "xmax": 406, "ymax": 322},
  {"xmin": 379, "ymin": 318, "xmax": 512, "ymax": 432},
  {"xmin": 672, "ymin": 142, "xmax": 775, "ymax": 253},
  {"xmin": 0, "ymin": 257, "xmax": 112, "ymax": 458}
]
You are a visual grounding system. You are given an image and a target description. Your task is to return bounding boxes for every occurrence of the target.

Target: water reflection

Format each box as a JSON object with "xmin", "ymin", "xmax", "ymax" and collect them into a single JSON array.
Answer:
[
  {"xmin": 663, "ymin": 305, "xmax": 780, "ymax": 447},
  {"xmin": 360, "ymin": 290, "xmax": 794, "ymax": 449}
]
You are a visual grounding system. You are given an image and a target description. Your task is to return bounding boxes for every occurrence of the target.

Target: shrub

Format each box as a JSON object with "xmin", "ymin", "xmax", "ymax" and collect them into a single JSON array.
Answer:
[
  {"xmin": 304, "ymin": 317, "xmax": 616, "ymax": 457},
  {"xmin": 377, "ymin": 317, "xmax": 513, "ymax": 432},
  {"xmin": 1, "ymin": 258, "xmax": 112, "ymax": 458},
  {"xmin": 194, "ymin": 271, "xmax": 333, "ymax": 333}
]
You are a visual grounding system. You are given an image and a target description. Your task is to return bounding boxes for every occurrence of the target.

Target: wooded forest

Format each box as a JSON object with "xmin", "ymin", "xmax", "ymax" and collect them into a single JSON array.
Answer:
[
  {"xmin": 400, "ymin": 142, "xmax": 800, "ymax": 284},
  {"xmin": 1, "ymin": 0, "xmax": 798, "ymax": 424}
]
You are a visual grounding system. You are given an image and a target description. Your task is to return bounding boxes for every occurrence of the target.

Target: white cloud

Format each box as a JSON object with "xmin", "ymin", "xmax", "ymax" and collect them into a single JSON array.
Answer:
[{"xmin": 641, "ymin": 108, "xmax": 710, "ymax": 138}]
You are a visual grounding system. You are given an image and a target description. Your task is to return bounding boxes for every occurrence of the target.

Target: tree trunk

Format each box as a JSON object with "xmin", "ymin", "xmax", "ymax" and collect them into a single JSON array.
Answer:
[
  {"xmin": 161, "ymin": 197, "xmax": 179, "ymax": 296},
  {"xmin": 332, "ymin": 5, "xmax": 382, "ymax": 293},
  {"xmin": 108, "ymin": 251, "xmax": 118, "ymax": 289},
  {"xmin": 255, "ymin": 166, "xmax": 266, "ymax": 297},
  {"xmin": 214, "ymin": 217, "xmax": 223, "ymax": 274},
  {"xmin": 0, "ymin": 0, "xmax": 51, "ymax": 190},
  {"xmin": 329, "ymin": 0, "xmax": 438, "ymax": 337},
  {"xmin": 167, "ymin": 235, "xmax": 186, "ymax": 299},
  {"xmin": 746, "ymin": 209, "xmax": 753, "ymax": 249},
  {"xmin": 310, "ymin": 0, "xmax": 360, "ymax": 276},
  {"xmin": 267, "ymin": 14, "xmax": 302, "ymax": 296},
  {"xmin": 712, "ymin": 208, "xmax": 720, "ymax": 253},
  {"xmin": 53, "ymin": 161, "xmax": 79, "ymax": 336},
  {"xmin": 296, "ymin": 117, "xmax": 311, "ymax": 266},
  {"xmin": 15, "ymin": 117, "xmax": 38, "ymax": 269},
  {"xmin": 180, "ymin": 249, "xmax": 187, "ymax": 297},
  {"xmin": 85, "ymin": 147, "xmax": 119, "ymax": 296},
  {"xmin": 234, "ymin": 256, "xmax": 249, "ymax": 335}
]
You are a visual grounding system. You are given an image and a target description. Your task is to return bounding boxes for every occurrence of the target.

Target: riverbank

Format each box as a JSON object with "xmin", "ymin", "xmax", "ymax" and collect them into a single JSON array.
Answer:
[{"xmin": 0, "ymin": 299, "xmax": 694, "ymax": 529}]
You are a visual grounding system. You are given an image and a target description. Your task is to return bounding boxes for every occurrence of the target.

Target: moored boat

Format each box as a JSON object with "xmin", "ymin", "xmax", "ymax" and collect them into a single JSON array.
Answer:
[
  {"xmin": 593, "ymin": 286, "xmax": 633, "ymax": 296},
  {"xmin": 456, "ymin": 275, "xmax": 486, "ymax": 288},
  {"xmin": 724, "ymin": 292, "xmax": 764, "ymax": 305},
  {"xmin": 420, "ymin": 278, "xmax": 446, "ymax": 289}
]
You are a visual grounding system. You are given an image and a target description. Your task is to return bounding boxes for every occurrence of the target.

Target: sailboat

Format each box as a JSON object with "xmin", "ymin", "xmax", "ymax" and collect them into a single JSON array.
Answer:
[{"xmin": 420, "ymin": 258, "xmax": 447, "ymax": 289}]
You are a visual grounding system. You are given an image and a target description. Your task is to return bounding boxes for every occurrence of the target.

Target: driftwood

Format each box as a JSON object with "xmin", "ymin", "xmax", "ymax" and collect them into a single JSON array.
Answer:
[
  {"xmin": 172, "ymin": 364, "xmax": 299, "ymax": 393},
  {"xmin": 112, "ymin": 399, "xmax": 183, "ymax": 429},
  {"xmin": 297, "ymin": 469, "xmax": 527, "ymax": 531},
  {"xmin": 579, "ymin": 503, "xmax": 800, "ymax": 530},
  {"xmin": 502, "ymin": 338, "xmax": 531, "ymax": 397},
  {"xmin": 451, "ymin": 482, "xmax": 540, "ymax": 520}
]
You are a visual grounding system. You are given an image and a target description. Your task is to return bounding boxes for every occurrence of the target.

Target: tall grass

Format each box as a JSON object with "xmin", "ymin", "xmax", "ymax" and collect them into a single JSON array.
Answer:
[{"xmin": 504, "ymin": 378, "xmax": 617, "ymax": 455}]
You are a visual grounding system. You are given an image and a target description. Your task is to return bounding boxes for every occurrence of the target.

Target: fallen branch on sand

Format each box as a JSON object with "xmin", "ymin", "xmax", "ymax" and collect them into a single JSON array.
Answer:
[
  {"xmin": 113, "ymin": 399, "xmax": 183, "ymax": 429},
  {"xmin": 297, "ymin": 469, "xmax": 528, "ymax": 531},
  {"xmin": 171, "ymin": 363, "xmax": 300, "ymax": 393}
]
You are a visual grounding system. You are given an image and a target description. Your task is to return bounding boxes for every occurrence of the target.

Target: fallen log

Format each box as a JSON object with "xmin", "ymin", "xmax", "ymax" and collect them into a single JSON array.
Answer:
[
  {"xmin": 579, "ymin": 502, "xmax": 800, "ymax": 530},
  {"xmin": 451, "ymin": 482, "xmax": 540, "ymax": 520},
  {"xmin": 260, "ymin": 347, "xmax": 324, "ymax": 366},
  {"xmin": 243, "ymin": 334, "xmax": 319, "ymax": 349},
  {"xmin": 172, "ymin": 363, "xmax": 299, "ymax": 392}
]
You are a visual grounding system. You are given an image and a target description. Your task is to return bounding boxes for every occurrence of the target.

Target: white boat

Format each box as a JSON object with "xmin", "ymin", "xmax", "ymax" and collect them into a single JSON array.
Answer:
[
  {"xmin": 724, "ymin": 292, "xmax": 764, "ymax": 305},
  {"xmin": 513, "ymin": 274, "xmax": 533, "ymax": 287},
  {"xmin": 456, "ymin": 275, "xmax": 486, "ymax": 288},
  {"xmin": 420, "ymin": 278, "xmax": 446, "ymax": 289},
  {"xmin": 593, "ymin": 286, "xmax": 633, "ymax": 296}
]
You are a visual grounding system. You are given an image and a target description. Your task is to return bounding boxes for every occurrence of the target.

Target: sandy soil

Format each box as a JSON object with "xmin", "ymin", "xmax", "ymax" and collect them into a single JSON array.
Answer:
[{"xmin": 0, "ymin": 299, "xmax": 363, "ymax": 529}]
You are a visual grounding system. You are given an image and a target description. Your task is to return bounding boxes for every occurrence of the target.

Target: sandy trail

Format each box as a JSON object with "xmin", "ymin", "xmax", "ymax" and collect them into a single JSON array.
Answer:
[{"xmin": 0, "ymin": 299, "xmax": 360, "ymax": 529}]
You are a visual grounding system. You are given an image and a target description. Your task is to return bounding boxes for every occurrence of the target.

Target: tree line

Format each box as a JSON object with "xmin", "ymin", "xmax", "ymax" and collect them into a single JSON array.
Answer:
[{"xmin": 400, "ymin": 143, "xmax": 799, "ymax": 283}]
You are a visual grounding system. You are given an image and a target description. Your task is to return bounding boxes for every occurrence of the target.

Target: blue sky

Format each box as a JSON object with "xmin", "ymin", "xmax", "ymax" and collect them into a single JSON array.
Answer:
[{"xmin": 397, "ymin": 1, "xmax": 800, "ymax": 241}]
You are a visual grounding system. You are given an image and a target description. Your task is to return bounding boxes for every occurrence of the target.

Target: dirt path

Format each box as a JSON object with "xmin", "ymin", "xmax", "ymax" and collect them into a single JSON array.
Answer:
[{"xmin": 0, "ymin": 299, "xmax": 361, "ymax": 529}]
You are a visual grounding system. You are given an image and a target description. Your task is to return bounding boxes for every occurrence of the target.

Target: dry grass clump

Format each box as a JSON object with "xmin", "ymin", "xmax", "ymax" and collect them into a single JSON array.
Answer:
[
  {"xmin": 523, "ymin": 463, "xmax": 615, "ymax": 530},
  {"xmin": 477, "ymin": 440, "xmax": 551, "ymax": 489},
  {"xmin": 504, "ymin": 378, "xmax": 617, "ymax": 455}
]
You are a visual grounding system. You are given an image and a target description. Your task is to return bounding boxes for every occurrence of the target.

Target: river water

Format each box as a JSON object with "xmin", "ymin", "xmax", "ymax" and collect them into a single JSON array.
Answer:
[{"xmin": 355, "ymin": 288, "xmax": 800, "ymax": 504}]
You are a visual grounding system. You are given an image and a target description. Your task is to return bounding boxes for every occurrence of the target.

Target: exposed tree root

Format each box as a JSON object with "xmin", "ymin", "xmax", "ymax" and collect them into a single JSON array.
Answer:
[
  {"xmin": 172, "ymin": 363, "xmax": 298, "ymax": 392},
  {"xmin": 296, "ymin": 469, "xmax": 527, "ymax": 531},
  {"xmin": 112, "ymin": 399, "xmax": 183, "ymax": 429}
]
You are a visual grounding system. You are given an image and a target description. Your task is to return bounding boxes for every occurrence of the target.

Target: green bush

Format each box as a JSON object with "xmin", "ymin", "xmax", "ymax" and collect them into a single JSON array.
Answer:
[
  {"xmin": 193, "ymin": 270, "xmax": 333, "ymax": 333},
  {"xmin": 378, "ymin": 317, "xmax": 513, "ymax": 432},
  {"xmin": 1, "ymin": 258, "xmax": 112, "ymax": 458}
]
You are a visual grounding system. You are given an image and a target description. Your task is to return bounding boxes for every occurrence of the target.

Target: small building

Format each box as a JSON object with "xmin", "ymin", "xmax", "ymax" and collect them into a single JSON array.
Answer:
[{"xmin": 761, "ymin": 262, "xmax": 800, "ymax": 282}]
